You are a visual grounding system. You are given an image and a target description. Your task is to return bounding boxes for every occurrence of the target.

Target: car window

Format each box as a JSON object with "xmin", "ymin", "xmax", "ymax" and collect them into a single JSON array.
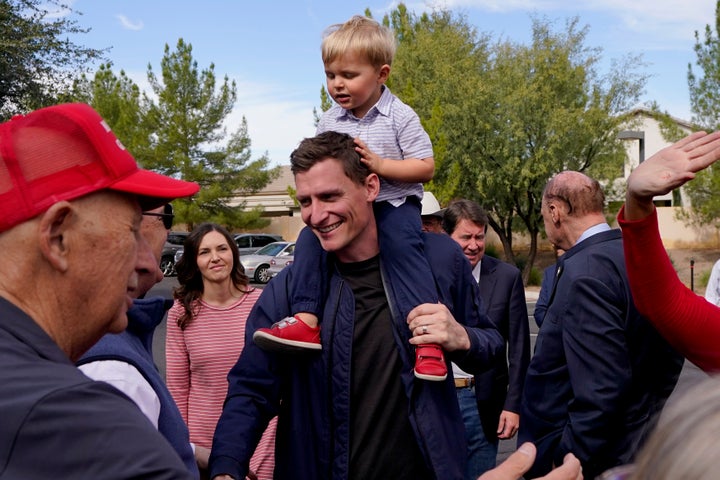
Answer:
[
  {"xmin": 255, "ymin": 243, "xmax": 286, "ymax": 256},
  {"xmin": 253, "ymin": 235, "xmax": 277, "ymax": 248},
  {"xmin": 285, "ymin": 244, "xmax": 295, "ymax": 255},
  {"xmin": 166, "ymin": 233, "xmax": 188, "ymax": 245},
  {"xmin": 236, "ymin": 236, "xmax": 251, "ymax": 248}
]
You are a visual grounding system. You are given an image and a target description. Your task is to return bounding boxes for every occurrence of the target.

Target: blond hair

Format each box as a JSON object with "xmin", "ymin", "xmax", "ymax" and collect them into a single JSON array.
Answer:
[
  {"xmin": 630, "ymin": 375, "xmax": 720, "ymax": 479},
  {"xmin": 321, "ymin": 15, "xmax": 396, "ymax": 68}
]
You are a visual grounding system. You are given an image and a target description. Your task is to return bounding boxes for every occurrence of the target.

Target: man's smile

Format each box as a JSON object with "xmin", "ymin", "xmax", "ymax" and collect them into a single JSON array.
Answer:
[{"xmin": 316, "ymin": 220, "xmax": 343, "ymax": 234}]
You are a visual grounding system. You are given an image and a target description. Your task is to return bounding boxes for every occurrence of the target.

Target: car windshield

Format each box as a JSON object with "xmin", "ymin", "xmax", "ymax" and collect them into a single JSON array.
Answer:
[
  {"xmin": 255, "ymin": 243, "xmax": 286, "ymax": 256},
  {"xmin": 166, "ymin": 233, "xmax": 187, "ymax": 245}
]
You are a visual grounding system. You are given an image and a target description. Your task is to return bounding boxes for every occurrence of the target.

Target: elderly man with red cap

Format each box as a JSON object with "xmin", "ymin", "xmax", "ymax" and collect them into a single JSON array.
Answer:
[{"xmin": 0, "ymin": 104, "xmax": 199, "ymax": 479}]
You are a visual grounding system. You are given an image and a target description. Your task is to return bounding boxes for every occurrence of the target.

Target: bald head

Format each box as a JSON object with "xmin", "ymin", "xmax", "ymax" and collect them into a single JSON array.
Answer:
[
  {"xmin": 543, "ymin": 171, "xmax": 605, "ymax": 217},
  {"xmin": 541, "ymin": 171, "xmax": 607, "ymax": 251}
]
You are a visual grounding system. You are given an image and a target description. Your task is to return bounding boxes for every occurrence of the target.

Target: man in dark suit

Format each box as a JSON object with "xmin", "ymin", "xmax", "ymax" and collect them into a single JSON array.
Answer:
[
  {"xmin": 518, "ymin": 171, "xmax": 683, "ymax": 480},
  {"xmin": 443, "ymin": 199, "xmax": 531, "ymax": 479},
  {"xmin": 533, "ymin": 247, "xmax": 564, "ymax": 328}
]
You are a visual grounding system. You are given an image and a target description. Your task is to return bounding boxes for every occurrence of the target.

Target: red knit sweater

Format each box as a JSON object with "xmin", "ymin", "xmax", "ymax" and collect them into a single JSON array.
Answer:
[{"xmin": 618, "ymin": 206, "xmax": 720, "ymax": 372}]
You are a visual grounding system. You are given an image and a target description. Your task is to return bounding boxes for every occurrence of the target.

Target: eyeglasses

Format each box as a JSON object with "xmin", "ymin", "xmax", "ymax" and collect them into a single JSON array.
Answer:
[{"xmin": 143, "ymin": 203, "xmax": 174, "ymax": 230}]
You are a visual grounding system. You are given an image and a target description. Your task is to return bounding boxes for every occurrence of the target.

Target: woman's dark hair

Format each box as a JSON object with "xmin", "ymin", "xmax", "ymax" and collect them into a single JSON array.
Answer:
[{"xmin": 173, "ymin": 223, "xmax": 250, "ymax": 330}]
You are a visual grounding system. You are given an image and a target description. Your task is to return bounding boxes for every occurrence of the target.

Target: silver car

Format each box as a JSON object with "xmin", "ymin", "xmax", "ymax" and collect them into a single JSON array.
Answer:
[
  {"xmin": 268, "ymin": 250, "xmax": 295, "ymax": 279},
  {"xmin": 234, "ymin": 233, "xmax": 283, "ymax": 256},
  {"xmin": 241, "ymin": 242, "xmax": 295, "ymax": 284}
]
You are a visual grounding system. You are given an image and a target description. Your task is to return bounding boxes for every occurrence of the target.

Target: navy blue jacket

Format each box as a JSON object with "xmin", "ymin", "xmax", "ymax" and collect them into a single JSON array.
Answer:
[
  {"xmin": 78, "ymin": 297, "xmax": 199, "ymax": 478},
  {"xmin": 533, "ymin": 263, "xmax": 558, "ymax": 327},
  {"xmin": 475, "ymin": 255, "xmax": 530, "ymax": 442},
  {"xmin": 0, "ymin": 297, "xmax": 192, "ymax": 479},
  {"xmin": 209, "ymin": 233, "xmax": 504, "ymax": 480},
  {"xmin": 519, "ymin": 230, "xmax": 683, "ymax": 480}
]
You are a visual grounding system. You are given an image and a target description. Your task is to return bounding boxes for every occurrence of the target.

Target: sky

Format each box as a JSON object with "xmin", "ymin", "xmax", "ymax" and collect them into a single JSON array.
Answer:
[{"xmin": 59, "ymin": 0, "xmax": 717, "ymax": 166}]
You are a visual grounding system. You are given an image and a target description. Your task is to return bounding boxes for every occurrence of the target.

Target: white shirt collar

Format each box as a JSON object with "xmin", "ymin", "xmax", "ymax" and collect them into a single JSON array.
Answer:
[
  {"xmin": 472, "ymin": 260, "xmax": 482, "ymax": 283},
  {"xmin": 576, "ymin": 222, "xmax": 611, "ymax": 245}
]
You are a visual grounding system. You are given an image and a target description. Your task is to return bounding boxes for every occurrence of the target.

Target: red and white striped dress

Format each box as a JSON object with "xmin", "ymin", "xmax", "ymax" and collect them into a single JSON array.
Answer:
[{"xmin": 166, "ymin": 288, "xmax": 276, "ymax": 479}]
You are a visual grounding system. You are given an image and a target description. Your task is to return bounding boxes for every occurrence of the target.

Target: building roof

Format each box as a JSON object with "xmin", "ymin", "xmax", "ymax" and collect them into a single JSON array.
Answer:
[
  {"xmin": 231, "ymin": 165, "xmax": 296, "ymax": 215},
  {"xmin": 261, "ymin": 165, "xmax": 294, "ymax": 194}
]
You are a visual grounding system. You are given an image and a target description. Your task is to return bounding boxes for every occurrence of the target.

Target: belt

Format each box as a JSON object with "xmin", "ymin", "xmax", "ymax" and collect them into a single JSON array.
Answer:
[{"xmin": 454, "ymin": 377, "xmax": 474, "ymax": 388}]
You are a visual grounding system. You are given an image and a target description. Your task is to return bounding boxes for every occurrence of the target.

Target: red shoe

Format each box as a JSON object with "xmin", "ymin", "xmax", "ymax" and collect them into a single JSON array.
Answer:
[
  {"xmin": 414, "ymin": 344, "xmax": 447, "ymax": 381},
  {"xmin": 253, "ymin": 316, "xmax": 322, "ymax": 353}
]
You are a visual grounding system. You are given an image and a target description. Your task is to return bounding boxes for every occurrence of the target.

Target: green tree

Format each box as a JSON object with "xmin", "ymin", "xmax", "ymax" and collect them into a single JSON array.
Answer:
[
  {"xmin": 689, "ymin": 1, "xmax": 720, "ymax": 131},
  {"xmin": 682, "ymin": 0, "xmax": 720, "ymax": 228},
  {"xmin": 0, "ymin": 0, "xmax": 105, "ymax": 120},
  {"xmin": 383, "ymin": 6, "xmax": 645, "ymax": 282},
  {"xmin": 383, "ymin": 5, "xmax": 489, "ymax": 202},
  {"xmin": 145, "ymin": 39, "xmax": 280, "ymax": 230},
  {"xmin": 63, "ymin": 63, "xmax": 151, "ymax": 157},
  {"xmin": 312, "ymin": 86, "xmax": 333, "ymax": 126}
]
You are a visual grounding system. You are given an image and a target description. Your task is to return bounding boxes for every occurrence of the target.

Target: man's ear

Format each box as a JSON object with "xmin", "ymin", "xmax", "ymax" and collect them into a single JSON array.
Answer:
[
  {"xmin": 365, "ymin": 173, "xmax": 380, "ymax": 202},
  {"xmin": 38, "ymin": 202, "xmax": 74, "ymax": 273},
  {"xmin": 548, "ymin": 202, "xmax": 562, "ymax": 225}
]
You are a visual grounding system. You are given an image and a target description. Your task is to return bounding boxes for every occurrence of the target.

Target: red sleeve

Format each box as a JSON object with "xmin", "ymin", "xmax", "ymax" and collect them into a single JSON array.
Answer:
[{"xmin": 618, "ymin": 205, "xmax": 720, "ymax": 372}]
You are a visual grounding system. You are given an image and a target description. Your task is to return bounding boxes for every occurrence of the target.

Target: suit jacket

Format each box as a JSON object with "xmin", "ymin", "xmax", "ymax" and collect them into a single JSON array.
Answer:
[
  {"xmin": 533, "ymin": 263, "xmax": 558, "ymax": 327},
  {"xmin": 518, "ymin": 229, "xmax": 683, "ymax": 480},
  {"xmin": 475, "ymin": 255, "xmax": 531, "ymax": 442}
]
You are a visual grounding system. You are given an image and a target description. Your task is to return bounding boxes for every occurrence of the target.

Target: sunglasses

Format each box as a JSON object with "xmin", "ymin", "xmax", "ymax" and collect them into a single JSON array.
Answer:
[{"xmin": 143, "ymin": 203, "xmax": 175, "ymax": 230}]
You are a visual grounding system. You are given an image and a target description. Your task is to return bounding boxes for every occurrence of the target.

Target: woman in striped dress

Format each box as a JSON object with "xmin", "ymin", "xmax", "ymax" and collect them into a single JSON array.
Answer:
[{"xmin": 167, "ymin": 223, "xmax": 276, "ymax": 480}]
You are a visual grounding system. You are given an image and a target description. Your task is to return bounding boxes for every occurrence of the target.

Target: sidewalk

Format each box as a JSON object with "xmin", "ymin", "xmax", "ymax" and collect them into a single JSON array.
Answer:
[{"xmin": 525, "ymin": 288, "xmax": 539, "ymax": 302}]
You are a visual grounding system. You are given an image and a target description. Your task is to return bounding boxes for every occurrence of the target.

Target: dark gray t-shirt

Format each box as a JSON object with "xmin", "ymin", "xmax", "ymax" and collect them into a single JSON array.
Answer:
[{"xmin": 338, "ymin": 256, "xmax": 432, "ymax": 480}]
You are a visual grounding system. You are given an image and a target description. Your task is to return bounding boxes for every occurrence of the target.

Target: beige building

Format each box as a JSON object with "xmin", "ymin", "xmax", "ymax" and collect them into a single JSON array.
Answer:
[
  {"xmin": 231, "ymin": 165, "xmax": 305, "ymax": 241},
  {"xmin": 619, "ymin": 109, "xmax": 718, "ymax": 248}
]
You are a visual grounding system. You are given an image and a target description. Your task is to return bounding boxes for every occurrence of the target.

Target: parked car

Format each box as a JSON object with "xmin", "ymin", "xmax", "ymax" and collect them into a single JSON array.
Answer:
[
  {"xmin": 268, "ymin": 248, "xmax": 295, "ymax": 279},
  {"xmin": 160, "ymin": 232, "xmax": 188, "ymax": 276},
  {"xmin": 241, "ymin": 242, "xmax": 295, "ymax": 284},
  {"xmin": 234, "ymin": 233, "xmax": 283, "ymax": 256}
]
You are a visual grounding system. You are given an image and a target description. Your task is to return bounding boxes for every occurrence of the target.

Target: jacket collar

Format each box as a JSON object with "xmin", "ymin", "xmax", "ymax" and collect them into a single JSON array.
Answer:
[
  {"xmin": 0, "ymin": 296, "xmax": 71, "ymax": 365},
  {"xmin": 127, "ymin": 296, "xmax": 172, "ymax": 334}
]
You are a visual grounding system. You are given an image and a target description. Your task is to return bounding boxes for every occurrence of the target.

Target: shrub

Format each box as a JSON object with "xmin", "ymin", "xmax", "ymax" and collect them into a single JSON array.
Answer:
[
  {"xmin": 485, "ymin": 243, "xmax": 499, "ymax": 259},
  {"xmin": 527, "ymin": 266, "xmax": 542, "ymax": 286},
  {"xmin": 700, "ymin": 269, "xmax": 711, "ymax": 288}
]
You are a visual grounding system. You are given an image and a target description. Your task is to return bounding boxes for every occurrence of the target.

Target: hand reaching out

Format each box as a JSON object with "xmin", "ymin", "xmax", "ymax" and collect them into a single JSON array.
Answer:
[
  {"xmin": 478, "ymin": 443, "xmax": 582, "ymax": 480},
  {"xmin": 625, "ymin": 131, "xmax": 720, "ymax": 220}
]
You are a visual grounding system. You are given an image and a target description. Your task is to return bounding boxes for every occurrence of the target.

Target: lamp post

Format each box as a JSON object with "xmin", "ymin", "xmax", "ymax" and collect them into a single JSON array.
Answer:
[{"xmin": 691, "ymin": 258, "xmax": 695, "ymax": 292}]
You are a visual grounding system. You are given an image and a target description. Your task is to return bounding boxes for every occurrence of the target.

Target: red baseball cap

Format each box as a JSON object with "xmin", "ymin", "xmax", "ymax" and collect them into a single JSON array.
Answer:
[{"xmin": 0, "ymin": 103, "xmax": 200, "ymax": 233}]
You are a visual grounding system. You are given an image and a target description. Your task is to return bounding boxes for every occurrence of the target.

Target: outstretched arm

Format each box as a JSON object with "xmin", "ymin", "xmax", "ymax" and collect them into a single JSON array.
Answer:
[
  {"xmin": 619, "ymin": 129, "xmax": 720, "ymax": 372},
  {"xmin": 624, "ymin": 130, "xmax": 720, "ymax": 221}
]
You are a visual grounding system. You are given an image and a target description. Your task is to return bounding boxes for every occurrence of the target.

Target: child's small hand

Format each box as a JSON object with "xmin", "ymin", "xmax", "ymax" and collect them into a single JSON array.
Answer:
[{"xmin": 354, "ymin": 137, "xmax": 383, "ymax": 174}]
